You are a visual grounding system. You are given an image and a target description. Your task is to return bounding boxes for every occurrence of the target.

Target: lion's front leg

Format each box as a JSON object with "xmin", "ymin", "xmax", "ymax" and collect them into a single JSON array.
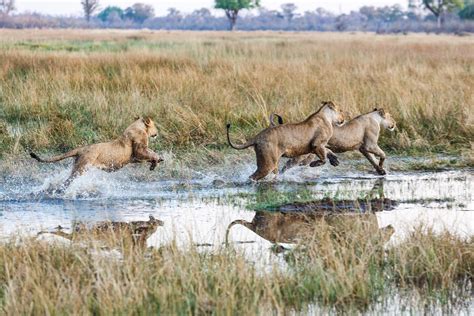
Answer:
[
  {"xmin": 309, "ymin": 140, "xmax": 328, "ymax": 168},
  {"xmin": 367, "ymin": 145, "xmax": 386, "ymax": 169},
  {"xmin": 133, "ymin": 144, "xmax": 163, "ymax": 170},
  {"xmin": 360, "ymin": 147, "xmax": 386, "ymax": 175}
]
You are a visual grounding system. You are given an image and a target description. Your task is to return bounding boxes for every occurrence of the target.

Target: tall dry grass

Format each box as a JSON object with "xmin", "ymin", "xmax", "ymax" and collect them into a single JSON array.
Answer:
[
  {"xmin": 0, "ymin": 30, "xmax": 473, "ymax": 161},
  {"xmin": 0, "ymin": 219, "xmax": 471, "ymax": 314}
]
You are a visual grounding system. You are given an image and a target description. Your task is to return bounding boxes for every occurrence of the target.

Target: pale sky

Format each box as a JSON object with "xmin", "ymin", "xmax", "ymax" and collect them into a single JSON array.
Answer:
[{"xmin": 17, "ymin": 0, "xmax": 406, "ymax": 16}]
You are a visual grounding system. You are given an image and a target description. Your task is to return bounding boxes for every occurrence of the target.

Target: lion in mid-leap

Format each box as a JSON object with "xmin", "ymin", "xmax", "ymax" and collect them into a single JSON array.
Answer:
[
  {"xmin": 227, "ymin": 101, "xmax": 344, "ymax": 181},
  {"xmin": 30, "ymin": 117, "xmax": 163, "ymax": 187}
]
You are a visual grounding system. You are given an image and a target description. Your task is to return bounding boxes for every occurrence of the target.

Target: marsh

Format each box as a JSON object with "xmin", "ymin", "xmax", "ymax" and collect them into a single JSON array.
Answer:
[{"xmin": 0, "ymin": 30, "xmax": 472, "ymax": 315}]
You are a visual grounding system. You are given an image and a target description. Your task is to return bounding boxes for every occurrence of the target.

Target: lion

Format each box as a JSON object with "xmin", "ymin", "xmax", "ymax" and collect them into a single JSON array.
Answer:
[
  {"xmin": 226, "ymin": 101, "xmax": 345, "ymax": 181},
  {"xmin": 225, "ymin": 211, "xmax": 394, "ymax": 245},
  {"xmin": 272, "ymin": 108, "xmax": 396, "ymax": 175},
  {"xmin": 30, "ymin": 117, "xmax": 163, "ymax": 187},
  {"xmin": 38, "ymin": 215, "xmax": 164, "ymax": 249}
]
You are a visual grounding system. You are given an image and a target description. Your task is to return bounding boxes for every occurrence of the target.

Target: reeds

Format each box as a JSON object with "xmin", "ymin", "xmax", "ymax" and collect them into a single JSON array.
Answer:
[
  {"xmin": 0, "ymin": 219, "xmax": 471, "ymax": 314},
  {"xmin": 0, "ymin": 30, "xmax": 472, "ymax": 161}
]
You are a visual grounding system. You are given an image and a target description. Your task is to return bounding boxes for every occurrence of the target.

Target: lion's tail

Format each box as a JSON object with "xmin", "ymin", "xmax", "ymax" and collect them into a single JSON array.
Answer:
[
  {"xmin": 226, "ymin": 123, "xmax": 255, "ymax": 150},
  {"xmin": 30, "ymin": 148, "xmax": 80, "ymax": 163},
  {"xmin": 225, "ymin": 219, "xmax": 251, "ymax": 245},
  {"xmin": 37, "ymin": 226, "xmax": 73, "ymax": 240},
  {"xmin": 269, "ymin": 113, "xmax": 284, "ymax": 127}
]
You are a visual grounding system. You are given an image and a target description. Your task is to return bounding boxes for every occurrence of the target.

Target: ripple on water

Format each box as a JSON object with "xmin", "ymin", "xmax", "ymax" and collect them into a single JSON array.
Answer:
[{"xmin": 0, "ymin": 163, "xmax": 472, "ymax": 246}]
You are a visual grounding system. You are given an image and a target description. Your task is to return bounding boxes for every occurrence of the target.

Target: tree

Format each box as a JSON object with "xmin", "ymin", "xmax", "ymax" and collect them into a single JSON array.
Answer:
[
  {"xmin": 192, "ymin": 8, "xmax": 212, "ymax": 18},
  {"xmin": 98, "ymin": 6, "xmax": 123, "ymax": 22},
  {"xmin": 166, "ymin": 7, "xmax": 182, "ymax": 19},
  {"xmin": 459, "ymin": 0, "xmax": 474, "ymax": 19},
  {"xmin": 215, "ymin": 0, "xmax": 260, "ymax": 30},
  {"xmin": 280, "ymin": 3, "xmax": 297, "ymax": 22},
  {"xmin": 459, "ymin": 4, "xmax": 474, "ymax": 18},
  {"xmin": 124, "ymin": 3, "xmax": 154, "ymax": 23},
  {"xmin": 419, "ymin": 0, "xmax": 464, "ymax": 27},
  {"xmin": 359, "ymin": 6, "xmax": 380, "ymax": 21},
  {"xmin": 0, "ymin": 0, "xmax": 15, "ymax": 15},
  {"xmin": 360, "ymin": 5, "xmax": 405, "ymax": 22},
  {"xmin": 81, "ymin": 0, "xmax": 99, "ymax": 22},
  {"xmin": 335, "ymin": 14, "xmax": 349, "ymax": 31}
]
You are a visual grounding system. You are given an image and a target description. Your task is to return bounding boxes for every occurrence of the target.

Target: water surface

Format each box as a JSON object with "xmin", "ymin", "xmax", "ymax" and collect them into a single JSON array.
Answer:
[{"xmin": 1, "ymin": 161, "xmax": 472, "ymax": 246}]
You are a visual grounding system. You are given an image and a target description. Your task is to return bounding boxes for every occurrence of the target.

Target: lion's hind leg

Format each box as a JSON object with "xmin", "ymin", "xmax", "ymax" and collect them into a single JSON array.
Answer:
[
  {"xmin": 250, "ymin": 166, "xmax": 276, "ymax": 181},
  {"xmin": 250, "ymin": 146, "xmax": 278, "ymax": 181},
  {"xmin": 62, "ymin": 160, "xmax": 88, "ymax": 189}
]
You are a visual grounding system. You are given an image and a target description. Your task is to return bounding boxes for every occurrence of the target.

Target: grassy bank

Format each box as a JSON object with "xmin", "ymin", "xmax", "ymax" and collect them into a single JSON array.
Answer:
[
  {"xmin": 0, "ymin": 30, "xmax": 473, "ymax": 162},
  {"xmin": 0, "ymin": 220, "xmax": 472, "ymax": 314}
]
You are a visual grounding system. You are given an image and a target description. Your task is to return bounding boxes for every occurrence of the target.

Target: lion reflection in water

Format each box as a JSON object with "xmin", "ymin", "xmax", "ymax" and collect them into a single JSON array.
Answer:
[
  {"xmin": 226, "ymin": 211, "xmax": 394, "ymax": 245},
  {"xmin": 39, "ymin": 215, "xmax": 164, "ymax": 250}
]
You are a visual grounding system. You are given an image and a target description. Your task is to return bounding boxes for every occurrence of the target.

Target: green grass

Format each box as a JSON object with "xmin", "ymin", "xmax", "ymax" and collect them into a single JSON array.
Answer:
[
  {"xmin": 245, "ymin": 185, "xmax": 316, "ymax": 210},
  {"xmin": 8, "ymin": 39, "xmax": 185, "ymax": 53},
  {"xmin": 0, "ymin": 222, "xmax": 471, "ymax": 314},
  {"xmin": 0, "ymin": 30, "xmax": 473, "ymax": 164}
]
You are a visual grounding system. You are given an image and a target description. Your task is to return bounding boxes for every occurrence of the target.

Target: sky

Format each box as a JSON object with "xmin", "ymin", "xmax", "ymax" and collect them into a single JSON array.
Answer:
[{"xmin": 17, "ymin": 0, "xmax": 406, "ymax": 16}]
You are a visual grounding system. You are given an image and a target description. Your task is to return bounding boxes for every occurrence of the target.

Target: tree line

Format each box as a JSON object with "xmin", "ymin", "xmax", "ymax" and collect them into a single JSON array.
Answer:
[{"xmin": 1, "ymin": 0, "xmax": 473, "ymax": 33}]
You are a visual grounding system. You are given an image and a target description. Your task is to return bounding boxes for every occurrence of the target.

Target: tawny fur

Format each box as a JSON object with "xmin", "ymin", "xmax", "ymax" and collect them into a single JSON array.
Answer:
[
  {"xmin": 30, "ymin": 117, "xmax": 163, "ymax": 187},
  {"xmin": 227, "ymin": 101, "xmax": 344, "ymax": 181},
  {"xmin": 226, "ymin": 211, "xmax": 394, "ymax": 244},
  {"xmin": 38, "ymin": 216, "xmax": 164, "ymax": 249},
  {"xmin": 274, "ymin": 109, "xmax": 396, "ymax": 175}
]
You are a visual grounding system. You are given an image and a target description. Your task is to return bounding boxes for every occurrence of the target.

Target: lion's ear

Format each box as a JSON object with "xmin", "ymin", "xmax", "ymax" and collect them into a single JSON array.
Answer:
[
  {"xmin": 277, "ymin": 115, "xmax": 284, "ymax": 125},
  {"xmin": 143, "ymin": 117, "xmax": 152, "ymax": 127},
  {"xmin": 373, "ymin": 108, "xmax": 378, "ymax": 112},
  {"xmin": 324, "ymin": 101, "xmax": 335, "ymax": 108}
]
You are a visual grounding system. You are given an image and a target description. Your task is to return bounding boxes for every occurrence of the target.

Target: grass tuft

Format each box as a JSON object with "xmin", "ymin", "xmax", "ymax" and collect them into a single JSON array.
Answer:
[
  {"xmin": 0, "ymin": 220, "xmax": 471, "ymax": 314},
  {"xmin": 0, "ymin": 30, "xmax": 472, "ymax": 161}
]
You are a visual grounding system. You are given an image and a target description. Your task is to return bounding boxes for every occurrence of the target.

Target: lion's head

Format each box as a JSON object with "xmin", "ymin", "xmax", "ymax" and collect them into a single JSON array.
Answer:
[
  {"xmin": 131, "ymin": 215, "xmax": 164, "ymax": 238},
  {"xmin": 127, "ymin": 116, "xmax": 159, "ymax": 140},
  {"xmin": 142, "ymin": 117, "xmax": 158, "ymax": 138},
  {"xmin": 373, "ymin": 108, "xmax": 396, "ymax": 131},
  {"xmin": 321, "ymin": 101, "xmax": 345, "ymax": 126}
]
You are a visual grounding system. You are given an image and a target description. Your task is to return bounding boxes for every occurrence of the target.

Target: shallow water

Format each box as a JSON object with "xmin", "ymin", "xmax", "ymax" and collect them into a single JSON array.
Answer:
[
  {"xmin": 1, "ymin": 160, "xmax": 472, "ymax": 249},
  {"xmin": 0, "ymin": 160, "xmax": 473, "ymax": 313}
]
